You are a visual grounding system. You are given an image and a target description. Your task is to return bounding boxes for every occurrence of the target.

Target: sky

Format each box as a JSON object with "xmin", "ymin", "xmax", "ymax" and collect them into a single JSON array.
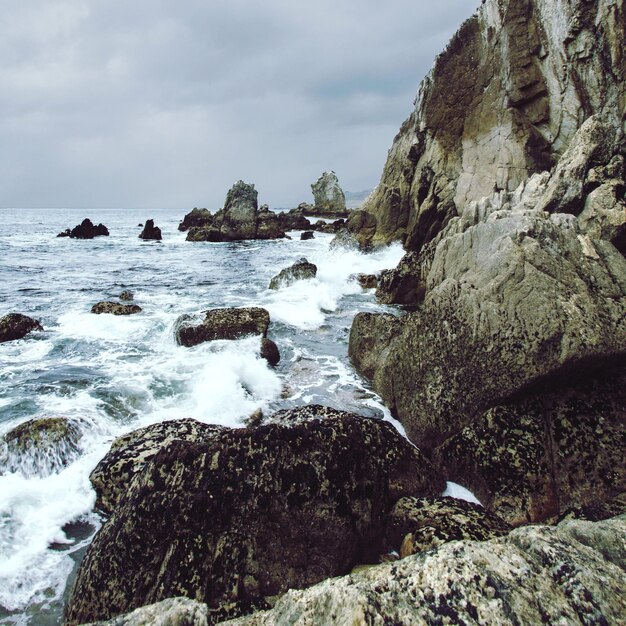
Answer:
[{"xmin": 1, "ymin": 0, "xmax": 479, "ymax": 210}]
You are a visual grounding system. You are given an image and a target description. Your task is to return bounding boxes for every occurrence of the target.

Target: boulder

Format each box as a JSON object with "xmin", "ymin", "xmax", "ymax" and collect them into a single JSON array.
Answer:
[
  {"xmin": 328, "ymin": 230, "xmax": 359, "ymax": 250},
  {"xmin": 311, "ymin": 172, "xmax": 347, "ymax": 214},
  {"xmin": 300, "ymin": 231, "xmax": 314, "ymax": 241},
  {"xmin": 65, "ymin": 407, "xmax": 443, "ymax": 625},
  {"xmin": 433, "ymin": 364, "xmax": 626, "ymax": 526},
  {"xmin": 311, "ymin": 219, "xmax": 345, "ymax": 234},
  {"xmin": 268, "ymin": 259, "xmax": 317, "ymax": 290},
  {"xmin": 375, "ymin": 252, "xmax": 424, "ymax": 305},
  {"xmin": 223, "ymin": 515, "xmax": 626, "ymax": 626},
  {"xmin": 356, "ymin": 274, "xmax": 377, "ymax": 289},
  {"xmin": 0, "ymin": 313, "xmax": 43, "ymax": 343},
  {"xmin": 119, "ymin": 291, "xmax": 134, "ymax": 301},
  {"xmin": 174, "ymin": 307, "xmax": 270, "ymax": 347},
  {"xmin": 385, "ymin": 496, "xmax": 511, "ymax": 557},
  {"xmin": 259, "ymin": 338, "xmax": 280, "ymax": 367},
  {"xmin": 91, "ymin": 302, "xmax": 142, "ymax": 315},
  {"xmin": 138, "ymin": 219, "xmax": 162, "ymax": 241},
  {"xmin": 90, "ymin": 419, "xmax": 227, "ymax": 515},
  {"xmin": 578, "ymin": 180, "xmax": 626, "ymax": 254},
  {"xmin": 59, "ymin": 219, "xmax": 109, "ymax": 239},
  {"xmin": 81, "ymin": 597, "xmax": 209, "ymax": 626},
  {"xmin": 178, "ymin": 208, "xmax": 213, "ymax": 232},
  {"xmin": 0, "ymin": 417, "xmax": 83, "ymax": 477},
  {"xmin": 275, "ymin": 209, "xmax": 312, "ymax": 231}
]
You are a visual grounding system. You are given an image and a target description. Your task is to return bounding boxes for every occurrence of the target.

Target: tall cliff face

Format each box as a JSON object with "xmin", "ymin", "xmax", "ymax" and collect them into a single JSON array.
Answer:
[{"xmin": 362, "ymin": 0, "xmax": 625, "ymax": 251}]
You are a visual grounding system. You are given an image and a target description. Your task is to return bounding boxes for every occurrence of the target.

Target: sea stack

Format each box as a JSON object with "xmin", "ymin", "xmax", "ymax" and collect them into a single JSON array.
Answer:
[{"xmin": 310, "ymin": 171, "xmax": 348, "ymax": 216}]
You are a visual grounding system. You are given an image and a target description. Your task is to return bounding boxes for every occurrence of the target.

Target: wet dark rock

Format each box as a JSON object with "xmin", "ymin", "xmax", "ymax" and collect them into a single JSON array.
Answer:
[
  {"xmin": 90, "ymin": 419, "xmax": 227, "ymax": 515},
  {"xmin": 138, "ymin": 219, "xmax": 162, "ymax": 241},
  {"xmin": 119, "ymin": 291, "xmax": 134, "ymax": 301},
  {"xmin": 375, "ymin": 251, "xmax": 424, "ymax": 305},
  {"xmin": 178, "ymin": 208, "xmax": 213, "ymax": 232},
  {"xmin": 300, "ymin": 231, "xmax": 314, "ymax": 240},
  {"xmin": 312, "ymin": 219, "xmax": 345, "ymax": 234},
  {"xmin": 275, "ymin": 208, "xmax": 312, "ymax": 231},
  {"xmin": 356, "ymin": 274, "xmax": 377, "ymax": 289},
  {"xmin": 225, "ymin": 515, "xmax": 626, "ymax": 626},
  {"xmin": 174, "ymin": 307, "xmax": 270, "ymax": 347},
  {"xmin": 385, "ymin": 496, "xmax": 511, "ymax": 557},
  {"xmin": 259, "ymin": 338, "xmax": 280, "ymax": 367},
  {"xmin": 0, "ymin": 313, "xmax": 43, "ymax": 343},
  {"xmin": 59, "ymin": 219, "xmax": 109, "ymax": 239},
  {"xmin": 328, "ymin": 229, "xmax": 359, "ymax": 250},
  {"xmin": 268, "ymin": 259, "xmax": 317, "ymax": 290},
  {"xmin": 344, "ymin": 210, "xmax": 377, "ymax": 250},
  {"xmin": 65, "ymin": 407, "xmax": 443, "ymax": 625},
  {"xmin": 0, "ymin": 417, "xmax": 83, "ymax": 477},
  {"xmin": 91, "ymin": 302, "xmax": 142, "ymax": 316}
]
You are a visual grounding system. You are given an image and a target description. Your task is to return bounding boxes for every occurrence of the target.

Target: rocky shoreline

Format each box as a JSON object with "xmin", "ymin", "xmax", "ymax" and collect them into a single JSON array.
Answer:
[{"xmin": 2, "ymin": 0, "xmax": 625, "ymax": 624}]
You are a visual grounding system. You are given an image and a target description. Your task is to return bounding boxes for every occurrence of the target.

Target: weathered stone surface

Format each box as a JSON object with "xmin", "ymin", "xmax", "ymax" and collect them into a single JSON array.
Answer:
[
  {"xmin": 222, "ymin": 515, "xmax": 626, "ymax": 626},
  {"xmin": 178, "ymin": 208, "xmax": 212, "ymax": 232},
  {"xmin": 91, "ymin": 302, "xmax": 142, "ymax": 315},
  {"xmin": 385, "ymin": 496, "xmax": 511, "ymax": 557},
  {"xmin": 310, "ymin": 172, "xmax": 347, "ymax": 214},
  {"xmin": 578, "ymin": 180, "xmax": 626, "ymax": 254},
  {"xmin": 259, "ymin": 338, "xmax": 280, "ymax": 367},
  {"xmin": 268, "ymin": 259, "xmax": 317, "ymax": 290},
  {"xmin": 58, "ymin": 219, "xmax": 110, "ymax": 239},
  {"xmin": 185, "ymin": 183, "xmax": 286, "ymax": 242},
  {"xmin": 0, "ymin": 313, "xmax": 43, "ymax": 343},
  {"xmin": 328, "ymin": 229, "xmax": 359, "ymax": 250},
  {"xmin": 66, "ymin": 407, "xmax": 443, "ymax": 625},
  {"xmin": 0, "ymin": 417, "xmax": 83, "ymax": 477},
  {"xmin": 90, "ymin": 419, "xmax": 227, "ymax": 515},
  {"xmin": 80, "ymin": 597, "xmax": 209, "ymax": 626},
  {"xmin": 357, "ymin": 0, "xmax": 626, "ymax": 251},
  {"xmin": 350, "ymin": 205, "xmax": 626, "ymax": 451},
  {"xmin": 119, "ymin": 291, "xmax": 134, "ymax": 301},
  {"xmin": 375, "ymin": 252, "xmax": 425, "ymax": 305},
  {"xmin": 275, "ymin": 209, "xmax": 312, "ymax": 232},
  {"xmin": 174, "ymin": 307, "xmax": 270, "ymax": 347},
  {"xmin": 138, "ymin": 219, "xmax": 162, "ymax": 241},
  {"xmin": 433, "ymin": 364, "xmax": 626, "ymax": 526},
  {"xmin": 299, "ymin": 231, "xmax": 314, "ymax": 241},
  {"xmin": 355, "ymin": 274, "xmax": 377, "ymax": 289},
  {"xmin": 311, "ymin": 219, "xmax": 345, "ymax": 234}
]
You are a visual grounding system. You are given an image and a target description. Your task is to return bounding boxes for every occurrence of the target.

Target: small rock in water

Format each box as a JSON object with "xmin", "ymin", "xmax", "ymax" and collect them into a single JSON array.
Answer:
[
  {"xmin": 57, "ymin": 218, "xmax": 109, "ymax": 239},
  {"xmin": 91, "ymin": 302, "xmax": 142, "ymax": 315},
  {"xmin": 268, "ymin": 258, "xmax": 317, "ymax": 290},
  {"xmin": 119, "ymin": 290, "xmax": 134, "ymax": 301},
  {"xmin": 0, "ymin": 312, "xmax": 43, "ymax": 343},
  {"xmin": 356, "ymin": 273, "xmax": 378, "ymax": 289},
  {"xmin": 300, "ymin": 230, "xmax": 314, "ymax": 240},
  {"xmin": 260, "ymin": 337, "xmax": 280, "ymax": 366},
  {"xmin": 138, "ymin": 219, "xmax": 162, "ymax": 241}
]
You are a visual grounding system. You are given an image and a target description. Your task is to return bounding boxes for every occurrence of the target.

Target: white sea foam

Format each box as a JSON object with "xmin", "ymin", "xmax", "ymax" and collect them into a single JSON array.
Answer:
[{"xmin": 443, "ymin": 482, "xmax": 482, "ymax": 504}]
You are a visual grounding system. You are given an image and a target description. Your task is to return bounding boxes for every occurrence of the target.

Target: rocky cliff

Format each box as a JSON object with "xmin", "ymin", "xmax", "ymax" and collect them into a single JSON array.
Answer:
[{"xmin": 359, "ymin": 0, "xmax": 625, "ymax": 251}]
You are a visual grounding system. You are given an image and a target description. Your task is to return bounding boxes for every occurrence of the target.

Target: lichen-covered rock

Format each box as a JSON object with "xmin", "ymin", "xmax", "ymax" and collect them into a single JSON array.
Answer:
[
  {"xmin": 91, "ymin": 302, "xmax": 142, "ymax": 315},
  {"xmin": 90, "ymin": 419, "xmax": 227, "ymax": 515},
  {"xmin": 385, "ymin": 497, "xmax": 511, "ymax": 557},
  {"xmin": 174, "ymin": 307, "xmax": 270, "ymax": 347},
  {"xmin": 310, "ymin": 172, "xmax": 346, "ymax": 215},
  {"xmin": 268, "ymin": 259, "xmax": 317, "ymax": 290},
  {"xmin": 222, "ymin": 515, "xmax": 626, "ymax": 626},
  {"xmin": 355, "ymin": 274, "xmax": 377, "ymax": 289},
  {"xmin": 358, "ymin": 0, "xmax": 626, "ymax": 251},
  {"xmin": 259, "ymin": 338, "xmax": 280, "ymax": 367},
  {"xmin": 0, "ymin": 417, "xmax": 83, "ymax": 477},
  {"xmin": 80, "ymin": 597, "xmax": 209, "ymax": 626},
  {"xmin": 178, "ymin": 208, "xmax": 213, "ymax": 232},
  {"xmin": 185, "ymin": 183, "xmax": 286, "ymax": 242},
  {"xmin": 58, "ymin": 218, "xmax": 109, "ymax": 239},
  {"xmin": 138, "ymin": 219, "xmax": 162, "ymax": 241},
  {"xmin": 433, "ymin": 365, "xmax": 626, "ymax": 526},
  {"xmin": 65, "ymin": 407, "xmax": 443, "ymax": 625},
  {"xmin": 0, "ymin": 313, "xmax": 43, "ymax": 343}
]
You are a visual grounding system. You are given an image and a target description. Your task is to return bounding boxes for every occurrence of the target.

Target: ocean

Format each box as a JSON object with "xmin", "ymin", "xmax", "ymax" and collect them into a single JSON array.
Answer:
[{"xmin": 0, "ymin": 207, "xmax": 406, "ymax": 625}]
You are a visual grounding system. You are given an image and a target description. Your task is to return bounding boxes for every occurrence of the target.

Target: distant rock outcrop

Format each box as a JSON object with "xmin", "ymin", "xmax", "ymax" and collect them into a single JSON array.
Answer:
[
  {"xmin": 57, "ymin": 218, "xmax": 109, "ymax": 239},
  {"xmin": 311, "ymin": 171, "xmax": 347, "ymax": 215},
  {"xmin": 65, "ymin": 407, "xmax": 443, "ymax": 625},
  {"xmin": 138, "ymin": 219, "xmax": 162, "ymax": 241},
  {"xmin": 91, "ymin": 302, "xmax": 142, "ymax": 315},
  {"xmin": 0, "ymin": 313, "xmax": 43, "ymax": 343},
  {"xmin": 184, "ymin": 182, "xmax": 286, "ymax": 242}
]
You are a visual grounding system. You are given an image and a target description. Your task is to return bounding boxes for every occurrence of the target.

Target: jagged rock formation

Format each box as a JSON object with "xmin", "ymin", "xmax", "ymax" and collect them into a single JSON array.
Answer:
[
  {"xmin": 310, "ymin": 172, "xmax": 348, "ymax": 216},
  {"xmin": 184, "ymin": 182, "xmax": 286, "ymax": 242},
  {"xmin": 174, "ymin": 307, "xmax": 270, "ymax": 347},
  {"xmin": 0, "ymin": 313, "xmax": 43, "ymax": 343},
  {"xmin": 57, "ymin": 218, "xmax": 109, "ymax": 239},
  {"xmin": 91, "ymin": 302, "xmax": 142, "ymax": 315},
  {"xmin": 138, "ymin": 219, "xmax": 162, "ymax": 241},
  {"xmin": 268, "ymin": 259, "xmax": 317, "ymax": 290},
  {"xmin": 223, "ymin": 514, "xmax": 626, "ymax": 626},
  {"xmin": 65, "ymin": 407, "xmax": 443, "ymax": 625},
  {"xmin": 358, "ymin": 0, "xmax": 625, "ymax": 251}
]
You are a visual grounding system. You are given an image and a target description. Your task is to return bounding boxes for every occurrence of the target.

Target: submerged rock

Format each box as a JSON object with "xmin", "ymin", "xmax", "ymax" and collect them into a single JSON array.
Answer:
[
  {"xmin": 119, "ymin": 290, "xmax": 134, "ymax": 301},
  {"xmin": 0, "ymin": 417, "xmax": 83, "ymax": 477},
  {"xmin": 174, "ymin": 307, "xmax": 270, "ymax": 347},
  {"xmin": 138, "ymin": 219, "xmax": 162, "ymax": 241},
  {"xmin": 300, "ymin": 231, "xmax": 314, "ymax": 240},
  {"xmin": 224, "ymin": 515, "xmax": 626, "ymax": 626},
  {"xmin": 65, "ymin": 407, "xmax": 443, "ymax": 624},
  {"xmin": 0, "ymin": 313, "xmax": 43, "ymax": 343},
  {"xmin": 268, "ymin": 259, "xmax": 317, "ymax": 290},
  {"xmin": 356, "ymin": 274, "xmax": 377, "ymax": 289},
  {"xmin": 259, "ymin": 337, "xmax": 280, "ymax": 367},
  {"xmin": 58, "ymin": 219, "xmax": 109, "ymax": 239},
  {"xmin": 91, "ymin": 302, "xmax": 142, "ymax": 316},
  {"xmin": 311, "ymin": 171, "xmax": 347, "ymax": 215},
  {"xmin": 90, "ymin": 419, "xmax": 227, "ymax": 515}
]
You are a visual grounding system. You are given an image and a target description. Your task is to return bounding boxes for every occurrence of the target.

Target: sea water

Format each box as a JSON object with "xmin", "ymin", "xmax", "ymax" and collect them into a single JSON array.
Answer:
[{"xmin": 0, "ymin": 207, "xmax": 408, "ymax": 624}]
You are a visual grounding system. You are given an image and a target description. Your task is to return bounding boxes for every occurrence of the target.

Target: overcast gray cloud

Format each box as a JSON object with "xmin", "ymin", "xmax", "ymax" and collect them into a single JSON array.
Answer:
[{"xmin": 0, "ymin": 0, "xmax": 478, "ymax": 210}]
